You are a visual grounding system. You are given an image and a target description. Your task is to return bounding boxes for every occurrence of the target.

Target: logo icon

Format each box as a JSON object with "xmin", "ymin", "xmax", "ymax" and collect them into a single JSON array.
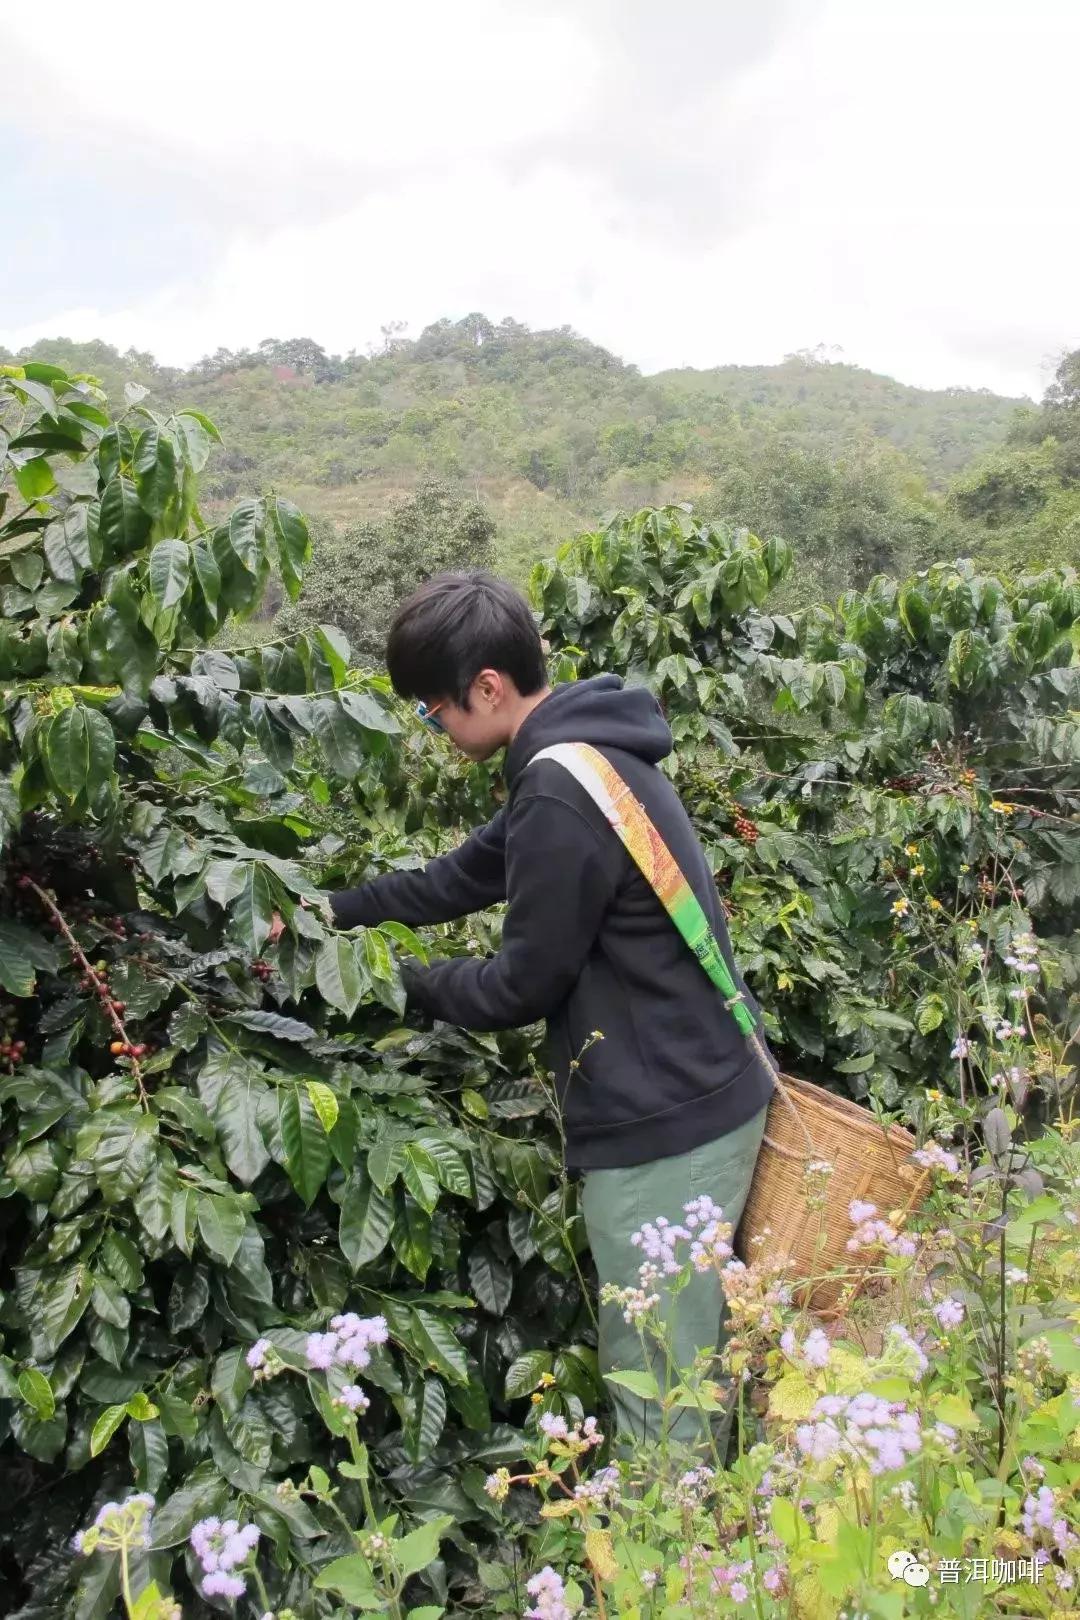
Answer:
[{"xmin": 888, "ymin": 1550, "xmax": 931, "ymax": 1586}]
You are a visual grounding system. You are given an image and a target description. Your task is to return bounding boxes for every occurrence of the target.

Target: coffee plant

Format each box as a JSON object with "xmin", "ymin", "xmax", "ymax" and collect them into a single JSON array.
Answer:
[
  {"xmin": 1, "ymin": 366, "xmax": 1077, "ymax": 1620},
  {"xmin": 0, "ymin": 365, "xmax": 596, "ymax": 1617},
  {"xmin": 532, "ymin": 506, "xmax": 1080, "ymax": 1111}
]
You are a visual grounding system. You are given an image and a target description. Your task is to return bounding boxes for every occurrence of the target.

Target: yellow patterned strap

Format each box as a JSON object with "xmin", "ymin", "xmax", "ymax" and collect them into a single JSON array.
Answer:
[{"xmin": 528, "ymin": 741, "xmax": 758, "ymax": 1036}]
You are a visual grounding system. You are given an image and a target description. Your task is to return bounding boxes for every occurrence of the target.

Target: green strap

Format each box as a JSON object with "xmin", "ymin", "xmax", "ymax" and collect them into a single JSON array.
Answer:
[{"xmin": 528, "ymin": 740, "xmax": 758, "ymax": 1038}]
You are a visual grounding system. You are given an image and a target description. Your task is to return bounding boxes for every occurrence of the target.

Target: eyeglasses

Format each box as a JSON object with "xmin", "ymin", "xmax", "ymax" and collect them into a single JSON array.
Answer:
[{"xmin": 415, "ymin": 700, "xmax": 447, "ymax": 735}]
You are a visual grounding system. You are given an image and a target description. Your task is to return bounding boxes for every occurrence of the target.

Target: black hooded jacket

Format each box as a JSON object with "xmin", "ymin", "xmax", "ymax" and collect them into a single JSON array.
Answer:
[{"xmin": 331, "ymin": 675, "xmax": 775, "ymax": 1169}]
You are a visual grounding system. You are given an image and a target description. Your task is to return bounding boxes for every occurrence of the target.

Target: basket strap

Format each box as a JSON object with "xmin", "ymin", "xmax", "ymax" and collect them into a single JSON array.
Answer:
[
  {"xmin": 767, "ymin": 1068, "xmax": 822, "ymax": 1158},
  {"xmin": 876, "ymin": 1122, "xmax": 911, "ymax": 1179},
  {"xmin": 527, "ymin": 742, "xmax": 758, "ymax": 1036}
]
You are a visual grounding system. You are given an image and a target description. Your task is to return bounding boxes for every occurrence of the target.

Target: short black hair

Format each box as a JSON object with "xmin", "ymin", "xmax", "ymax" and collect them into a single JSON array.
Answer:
[{"xmin": 385, "ymin": 571, "xmax": 548, "ymax": 706}]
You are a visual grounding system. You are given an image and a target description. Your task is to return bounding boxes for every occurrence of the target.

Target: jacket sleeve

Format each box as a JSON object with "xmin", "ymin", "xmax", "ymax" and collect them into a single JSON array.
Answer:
[
  {"xmin": 400, "ymin": 792, "xmax": 621, "ymax": 1030},
  {"xmin": 330, "ymin": 809, "xmax": 508, "ymax": 929}
]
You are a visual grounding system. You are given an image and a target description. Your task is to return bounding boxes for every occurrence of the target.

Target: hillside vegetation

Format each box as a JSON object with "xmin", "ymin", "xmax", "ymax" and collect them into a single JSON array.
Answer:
[{"xmin": 4, "ymin": 320, "xmax": 1029, "ymax": 582}]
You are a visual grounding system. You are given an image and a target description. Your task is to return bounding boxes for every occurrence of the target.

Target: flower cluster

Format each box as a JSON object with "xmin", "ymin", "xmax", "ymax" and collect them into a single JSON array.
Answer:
[
  {"xmin": 1004, "ymin": 934, "xmax": 1040, "ymax": 975},
  {"xmin": 672, "ymin": 1465, "xmax": 715, "ymax": 1507},
  {"xmin": 683, "ymin": 1193, "xmax": 734, "ymax": 1272},
  {"xmin": 933, "ymin": 1297, "xmax": 966, "ymax": 1330},
  {"xmin": 627, "ymin": 1196, "xmax": 735, "ymax": 1291},
  {"xmin": 1017, "ymin": 1334, "xmax": 1055, "ymax": 1384},
  {"xmin": 991, "ymin": 1065, "xmax": 1028, "ymax": 1096},
  {"xmin": 190, "ymin": 1517, "xmax": 261, "ymax": 1600},
  {"xmin": 73, "ymin": 1493, "xmax": 154, "ymax": 1556},
  {"xmin": 794, "ymin": 1393, "xmax": 924, "ymax": 1474},
  {"xmin": 803, "ymin": 1159, "xmax": 836, "ymax": 1212},
  {"xmin": 337, "ymin": 1383, "xmax": 371, "ymax": 1413},
  {"xmin": 574, "ymin": 1464, "xmax": 620, "ymax": 1505},
  {"xmin": 713, "ymin": 1252, "xmax": 792, "ymax": 1360},
  {"xmin": 538, "ymin": 1411, "xmax": 603, "ymax": 1452},
  {"xmin": 845, "ymin": 1201, "xmax": 918, "ymax": 1259},
  {"xmin": 780, "ymin": 1326, "xmax": 831, "ymax": 1370},
  {"xmin": 993, "ymin": 1018, "xmax": 1024, "ymax": 1041},
  {"xmin": 483, "ymin": 1467, "xmax": 512, "ymax": 1503},
  {"xmin": 912, "ymin": 1141, "xmax": 961, "ymax": 1175},
  {"xmin": 306, "ymin": 1312, "xmax": 389, "ymax": 1372},
  {"xmin": 245, "ymin": 1337, "xmax": 284, "ymax": 1382},
  {"xmin": 710, "ymin": 1557, "xmax": 754, "ymax": 1602},
  {"xmin": 884, "ymin": 1322, "xmax": 930, "ymax": 1380},
  {"xmin": 630, "ymin": 1214, "xmax": 688, "ymax": 1282},
  {"xmin": 525, "ymin": 1566, "xmax": 573, "ymax": 1620},
  {"xmin": 1022, "ymin": 1485, "xmax": 1079, "ymax": 1556},
  {"xmin": 600, "ymin": 1281, "xmax": 660, "ymax": 1324}
]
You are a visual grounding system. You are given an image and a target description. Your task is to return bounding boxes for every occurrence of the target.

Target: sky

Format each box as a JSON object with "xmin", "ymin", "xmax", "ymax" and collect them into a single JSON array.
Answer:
[{"xmin": 3, "ymin": 0, "xmax": 1077, "ymax": 400}]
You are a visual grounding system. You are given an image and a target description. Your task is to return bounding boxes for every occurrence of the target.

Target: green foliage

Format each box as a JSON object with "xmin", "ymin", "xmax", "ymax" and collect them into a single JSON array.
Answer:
[
  {"xmin": 699, "ymin": 435, "xmax": 958, "ymax": 602},
  {"xmin": 947, "ymin": 347, "xmax": 1080, "ymax": 570},
  {"xmin": 0, "ymin": 366, "xmax": 593, "ymax": 1615},
  {"xmin": 533, "ymin": 505, "xmax": 1080, "ymax": 1107},
  {"xmin": 1, "ymin": 349, "xmax": 1076, "ymax": 1615},
  {"xmin": 275, "ymin": 482, "xmax": 497, "ymax": 661}
]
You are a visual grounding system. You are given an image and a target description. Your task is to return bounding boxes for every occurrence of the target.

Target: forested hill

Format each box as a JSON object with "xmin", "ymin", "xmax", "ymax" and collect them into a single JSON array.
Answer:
[
  {"xmin": 654, "ymin": 355, "xmax": 1023, "ymax": 476},
  {"xmin": 6, "ymin": 320, "xmax": 1027, "ymax": 580}
]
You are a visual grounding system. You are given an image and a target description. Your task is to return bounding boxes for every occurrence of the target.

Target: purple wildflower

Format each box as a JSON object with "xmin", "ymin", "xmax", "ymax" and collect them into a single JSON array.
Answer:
[
  {"xmin": 1022, "ymin": 1486, "xmax": 1057, "ymax": 1535},
  {"xmin": 781, "ymin": 1326, "xmax": 831, "ymax": 1369},
  {"xmin": 885, "ymin": 1322, "xmax": 929, "ymax": 1378},
  {"xmin": 630, "ymin": 1213, "xmax": 691, "ymax": 1283},
  {"xmin": 246, "ymin": 1338, "xmax": 271, "ymax": 1370},
  {"xmin": 305, "ymin": 1314, "xmax": 390, "ymax": 1374},
  {"xmin": 202, "ymin": 1572, "xmax": 247, "ymax": 1599},
  {"xmin": 912, "ymin": 1142, "xmax": 960, "ymax": 1175},
  {"xmin": 574, "ymin": 1465, "xmax": 620, "ymax": 1504},
  {"xmin": 525, "ymin": 1565, "xmax": 573, "ymax": 1620},
  {"xmin": 305, "ymin": 1332, "xmax": 337, "ymax": 1370},
  {"xmin": 191, "ymin": 1516, "xmax": 260, "ymax": 1601},
  {"xmin": 795, "ymin": 1393, "xmax": 922, "ymax": 1475},
  {"xmin": 933, "ymin": 1297, "xmax": 965, "ymax": 1329},
  {"xmin": 673, "ymin": 1466, "xmax": 715, "ymax": 1506},
  {"xmin": 803, "ymin": 1328, "xmax": 831, "ymax": 1368}
]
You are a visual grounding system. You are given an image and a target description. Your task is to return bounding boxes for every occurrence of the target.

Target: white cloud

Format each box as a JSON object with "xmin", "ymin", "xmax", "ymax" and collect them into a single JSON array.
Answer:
[{"xmin": 3, "ymin": 0, "xmax": 1077, "ymax": 396}]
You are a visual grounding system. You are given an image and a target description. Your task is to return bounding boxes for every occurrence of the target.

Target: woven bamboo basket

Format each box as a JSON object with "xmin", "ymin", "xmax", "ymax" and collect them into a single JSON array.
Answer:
[{"xmin": 735, "ymin": 1072, "xmax": 930, "ymax": 1317}]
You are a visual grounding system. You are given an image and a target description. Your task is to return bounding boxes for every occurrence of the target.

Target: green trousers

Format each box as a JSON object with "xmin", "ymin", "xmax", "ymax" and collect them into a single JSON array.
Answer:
[{"xmin": 581, "ymin": 1105, "xmax": 769, "ymax": 1455}]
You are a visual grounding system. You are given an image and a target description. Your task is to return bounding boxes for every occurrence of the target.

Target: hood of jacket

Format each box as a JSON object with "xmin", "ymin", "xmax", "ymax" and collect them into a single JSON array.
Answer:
[{"xmin": 504, "ymin": 674, "xmax": 672, "ymax": 787}]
